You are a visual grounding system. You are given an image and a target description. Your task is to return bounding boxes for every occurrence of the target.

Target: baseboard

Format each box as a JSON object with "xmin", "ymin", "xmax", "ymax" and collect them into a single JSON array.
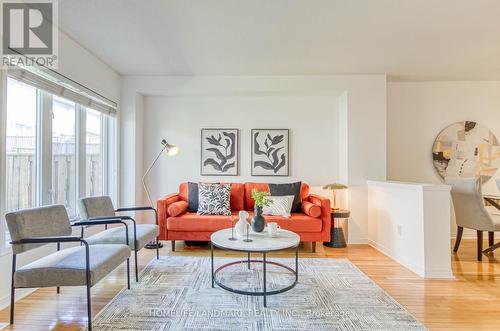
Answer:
[
  {"xmin": 368, "ymin": 240, "xmax": 424, "ymax": 277},
  {"xmin": 0, "ymin": 288, "xmax": 37, "ymax": 311},
  {"xmin": 347, "ymin": 237, "xmax": 368, "ymax": 244},
  {"xmin": 368, "ymin": 240, "xmax": 454, "ymax": 279}
]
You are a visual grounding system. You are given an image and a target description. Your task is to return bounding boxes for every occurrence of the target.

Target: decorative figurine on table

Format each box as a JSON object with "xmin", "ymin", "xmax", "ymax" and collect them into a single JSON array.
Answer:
[{"xmin": 235, "ymin": 210, "xmax": 249, "ymax": 239}]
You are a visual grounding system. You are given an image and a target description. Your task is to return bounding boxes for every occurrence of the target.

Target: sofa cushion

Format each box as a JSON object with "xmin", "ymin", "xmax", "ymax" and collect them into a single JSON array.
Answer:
[
  {"xmin": 269, "ymin": 182, "xmax": 302, "ymax": 212},
  {"xmin": 244, "ymin": 182, "xmax": 270, "ymax": 210},
  {"xmin": 224, "ymin": 182, "xmax": 245, "ymax": 211},
  {"xmin": 167, "ymin": 212, "xmax": 321, "ymax": 233},
  {"xmin": 167, "ymin": 212, "xmax": 235, "ymax": 232},
  {"xmin": 302, "ymin": 201, "xmax": 322, "ymax": 218},
  {"xmin": 14, "ymin": 244, "xmax": 130, "ymax": 288},
  {"xmin": 168, "ymin": 201, "xmax": 188, "ymax": 217},
  {"xmin": 179, "ymin": 182, "xmax": 245, "ymax": 211},
  {"xmin": 197, "ymin": 183, "xmax": 231, "ymax": 215},
  {"xmin": 259, "ymin": 213, "xmax": 322, "ymax": 233},
  {"xmin": 86, "ymin": 224, "xmax": 159, "ymax": 251}
]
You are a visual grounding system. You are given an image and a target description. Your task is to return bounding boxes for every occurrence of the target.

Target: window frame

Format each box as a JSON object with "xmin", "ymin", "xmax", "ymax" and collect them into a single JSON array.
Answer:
[{"xmin": 1, "ymin": 75, "xmax": 115, "ymax": 254}]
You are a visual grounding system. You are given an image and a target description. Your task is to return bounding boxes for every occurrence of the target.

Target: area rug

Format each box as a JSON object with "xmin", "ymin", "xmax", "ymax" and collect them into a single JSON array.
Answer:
[{"xmin": 87, "ymin": 256, "xmax": 426, "ymax": 330}]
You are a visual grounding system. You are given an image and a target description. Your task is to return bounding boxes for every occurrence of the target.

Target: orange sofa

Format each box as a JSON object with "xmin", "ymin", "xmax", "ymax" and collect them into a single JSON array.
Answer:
[{"xmin": 157, "ymin": 182, "xmax": 331, "ymax": 252}]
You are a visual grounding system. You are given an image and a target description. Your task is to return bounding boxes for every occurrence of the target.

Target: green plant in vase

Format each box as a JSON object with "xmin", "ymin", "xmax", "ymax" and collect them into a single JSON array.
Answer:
[{"xmin": 251, "ymin": 189, "xmax": 273, "ymax": 232}]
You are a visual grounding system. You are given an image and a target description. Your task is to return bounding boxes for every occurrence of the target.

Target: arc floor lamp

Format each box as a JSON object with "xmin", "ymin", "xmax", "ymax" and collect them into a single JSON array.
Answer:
[{"xmin": 142, "ymin": 139, "xmax": 179, "ymax": 249}]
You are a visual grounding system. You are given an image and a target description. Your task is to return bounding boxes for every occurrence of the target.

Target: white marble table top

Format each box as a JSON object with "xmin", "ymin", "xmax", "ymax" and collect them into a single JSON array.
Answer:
[{"xmin": 211, "ymin": 228, "xmax": 300, "ymax": 252}]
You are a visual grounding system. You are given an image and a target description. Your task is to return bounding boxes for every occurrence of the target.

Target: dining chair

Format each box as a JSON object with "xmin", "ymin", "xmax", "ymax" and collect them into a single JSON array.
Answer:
[
  {"xmin": 446, "ymin": 177, "xmax": 500, "ymax": 261},
  {"xmin": 6, "ymin": 205, "xmax": 131, "ymax": 331}
]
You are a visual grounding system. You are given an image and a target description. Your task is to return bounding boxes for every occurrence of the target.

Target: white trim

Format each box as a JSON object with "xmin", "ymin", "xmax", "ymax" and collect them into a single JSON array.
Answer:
[
  {"xmin": 39, "ymin": 92, "xmax": 53, "ymax": 205},
  {"xmin": 367, "ymin": 180, "xmax": 451, "ymax": 192},
  {"xmin": 76, "ymin": 105, "xmax": 86, "ymax": 199},
  {"xmin": 0, "ymin": 71, "xmax": 7, "ymax": 252}
]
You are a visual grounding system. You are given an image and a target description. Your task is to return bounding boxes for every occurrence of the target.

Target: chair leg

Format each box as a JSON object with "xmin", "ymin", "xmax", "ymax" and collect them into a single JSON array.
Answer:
[
  {"xmin": 312, "ymin": 242, "xmax": 316, "ymax": 253},
  {"xmin": 10, "ymin": 254, "xmax": 16, "ymax": 324},
  {"xmin": 135, "ymin": 250, "xmax": 139, "ymax": 282},
  {"xmin": 453, "ymin": 226, "xmax": 463, "ymax": 252},
  {"xmin": 489, "ymin": 232, "xmax": 494, "ymax": 247},
  {"xmin": 126, "ymin": 258, "xmax": 131, "ymax": 289},
  {"xmin": 86, "ymin": 283, "xmax": 92, "ymax": 331},
  {"xmin": 156, "ymin": 237, "xmax": 160, "ymax": 260},
  {"xmin": 477, "ymin": 231, "xmax": 483, "ymax": 261},
  {"xmin": 171, "ymin": 240, "xmax": 176, "ymax": 252}
]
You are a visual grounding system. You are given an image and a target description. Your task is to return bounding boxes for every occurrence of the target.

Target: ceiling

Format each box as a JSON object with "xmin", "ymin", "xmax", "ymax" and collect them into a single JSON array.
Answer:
[{"xmin": 58, "ymin": 0, "xmax": 500, "ymax": 80}]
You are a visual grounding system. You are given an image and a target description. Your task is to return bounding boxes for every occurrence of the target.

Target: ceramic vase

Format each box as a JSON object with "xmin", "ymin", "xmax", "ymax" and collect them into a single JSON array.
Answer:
[
  {"xmin": 235, "ymin": 210, "xmax": 249, "ymax": 239},
  {"xmin": 251, "ymin": 206, "xmax": 266, "ymax": 232}
]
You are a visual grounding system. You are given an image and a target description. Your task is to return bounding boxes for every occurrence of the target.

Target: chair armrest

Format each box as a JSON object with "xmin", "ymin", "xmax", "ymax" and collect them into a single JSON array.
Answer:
[
  {"xmin": 88, "ymin": 215, "xmax": 133, "ymax": 221},
  {"xmin": 72, "ymin": 218, "xmax": 127, "ymax": 227},
  {"xmin": 308, "ymin": 194, "xmax": 331, "ymax": 240},
  {"xmin": 115, "ymin": 206, "xmax": 158, "ymax": 225},
  {"xmin": 115, "ymin": 206, "xmax": 155, "ymax": 212},
  {"xmin": 12, "ymin": 236, "xmax": 83, "ymax": 245}
]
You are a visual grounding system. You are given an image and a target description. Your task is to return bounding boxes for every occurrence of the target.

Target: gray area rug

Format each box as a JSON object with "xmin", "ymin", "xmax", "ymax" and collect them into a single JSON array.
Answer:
[{"xmin": 87, "ymin": 256, "xmax": 426, "ymax": 330}]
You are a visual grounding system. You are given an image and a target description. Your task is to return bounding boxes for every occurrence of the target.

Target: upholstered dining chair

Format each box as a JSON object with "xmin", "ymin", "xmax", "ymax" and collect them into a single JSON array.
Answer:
[
  {"xmin": 446, "ymin": 177, "xmax": 500, "ymax": 261},
  {"xmin": 6, "ymin": 205, "xmax": 131, "ymax": 331},
  {"xmin": 78, "ymin": 196, "xmax": 160, "ymax": 281}
]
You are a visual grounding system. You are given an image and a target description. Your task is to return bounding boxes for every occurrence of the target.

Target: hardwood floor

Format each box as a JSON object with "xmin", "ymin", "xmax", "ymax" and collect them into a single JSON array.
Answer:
[{"xmin": 0, "ymin": 239, "xmax": 499, "ymax": 330}]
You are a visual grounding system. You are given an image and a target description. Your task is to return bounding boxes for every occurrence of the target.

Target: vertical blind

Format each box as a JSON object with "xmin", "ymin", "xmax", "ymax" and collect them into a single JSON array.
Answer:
[{"xmin": 8, "ymin": 65, "xmax": 117, "ymax": 116}]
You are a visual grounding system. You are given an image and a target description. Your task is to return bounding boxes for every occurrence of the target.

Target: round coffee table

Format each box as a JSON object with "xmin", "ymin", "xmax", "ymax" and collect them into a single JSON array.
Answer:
[{"xmin": 210, "ymin": 228, "xmax": 300, "ymax": 307}]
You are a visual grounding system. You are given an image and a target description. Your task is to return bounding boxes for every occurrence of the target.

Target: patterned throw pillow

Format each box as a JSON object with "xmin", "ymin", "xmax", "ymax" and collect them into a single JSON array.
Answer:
[
  {"xmin": 197, "ymin": 183, "xmax": 231, "ymax": 215},
  {"xmin": 262, "ymin": 195, "xmax": 295, "ymax": 217}
]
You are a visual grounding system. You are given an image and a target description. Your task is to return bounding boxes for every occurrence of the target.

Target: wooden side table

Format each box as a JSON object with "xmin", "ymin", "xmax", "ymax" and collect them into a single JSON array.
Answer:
[{"xmin": 323, "ymin": 209, "xmax": 350, "ymax": 248}]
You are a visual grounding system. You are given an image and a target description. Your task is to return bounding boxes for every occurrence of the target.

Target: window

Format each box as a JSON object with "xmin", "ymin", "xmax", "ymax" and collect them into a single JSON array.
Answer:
[
  {"xmin": 86, "ymin": 109, "xmax": 103, "ymax": 197},
  {"xmin": 5, "ymin": 78, "xmax": 38, "ymax": 212},
  {"xmin": 2, "ymin": 75, "xmax": 116, "ymax": 249},
  {"xmin": 52, "ymin": 96, "xmax": 77, "ymax": 215}
]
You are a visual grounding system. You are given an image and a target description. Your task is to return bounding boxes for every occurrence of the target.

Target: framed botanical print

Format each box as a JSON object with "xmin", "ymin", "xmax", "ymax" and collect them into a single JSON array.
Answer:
[
  {"xmin": 201, "ymin": 128, "xmax": 239, "ymax": 176},
  {"xmin": 251, "ymin": 129, "xmax": 289, "ymax": 176}
]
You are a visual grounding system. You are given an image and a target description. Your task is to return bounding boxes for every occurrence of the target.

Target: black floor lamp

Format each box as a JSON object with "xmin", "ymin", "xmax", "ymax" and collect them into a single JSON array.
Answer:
[{"xmin": 143, "ymin": 139, "xmax": 178, "ymax": 249}]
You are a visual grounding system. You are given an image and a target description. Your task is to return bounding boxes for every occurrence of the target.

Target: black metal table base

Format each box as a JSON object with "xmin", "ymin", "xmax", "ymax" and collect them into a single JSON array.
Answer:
[{"xmin": 211, "ymin": 243, "xmax": 299, "ymax": 307}]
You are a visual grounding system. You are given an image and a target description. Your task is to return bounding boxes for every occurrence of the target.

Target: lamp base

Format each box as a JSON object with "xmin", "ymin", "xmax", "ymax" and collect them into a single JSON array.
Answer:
[{"xmin": 144, "ymin": 241, "xmax": 163, "ymax": 249}]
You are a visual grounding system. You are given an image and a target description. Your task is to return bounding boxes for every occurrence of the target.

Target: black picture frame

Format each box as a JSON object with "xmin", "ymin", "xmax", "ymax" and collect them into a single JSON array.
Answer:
[
  {"xmin": 201, "ymin": 128, "xmax": 239, "ymax": 176},
  {"xmin": 251, "ymin": 129, "xmax": 290, "ymax": 176}
]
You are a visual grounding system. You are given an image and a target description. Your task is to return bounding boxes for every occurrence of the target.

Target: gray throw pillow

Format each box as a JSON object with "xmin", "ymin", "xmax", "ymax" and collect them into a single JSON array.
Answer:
[
  {"xmin": 187, "ymin": 182, "xmax": 199, "ymax": 212},
  {"xmin": 197, "ymin": 183, "xmax": 231, "ymax": 215}
]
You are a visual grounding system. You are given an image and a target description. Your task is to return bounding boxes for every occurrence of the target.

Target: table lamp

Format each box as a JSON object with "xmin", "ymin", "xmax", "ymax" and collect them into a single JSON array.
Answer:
[{"xmin": 322, "ymin": 183, "xmax": 348, "ymax": 210}]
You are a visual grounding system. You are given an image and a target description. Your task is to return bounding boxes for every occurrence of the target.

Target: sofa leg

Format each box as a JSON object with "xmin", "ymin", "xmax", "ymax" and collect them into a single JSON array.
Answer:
[
  {"xmin": 312, "ymin": 242, "xmax": 316, "ymax": 253},
  {"xmin": 171, "ymin": 240, "xmax": 176, "ymax": 252}
]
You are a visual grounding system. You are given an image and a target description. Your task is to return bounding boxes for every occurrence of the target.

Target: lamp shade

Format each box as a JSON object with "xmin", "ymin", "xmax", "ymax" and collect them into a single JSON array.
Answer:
[
  {"xmin": 161, "ymin": 139, "xmax": 179, "ymax": 156},
  {"xmin": 322, "ymin": 183, "xmax": 348, "ymax": 190}
]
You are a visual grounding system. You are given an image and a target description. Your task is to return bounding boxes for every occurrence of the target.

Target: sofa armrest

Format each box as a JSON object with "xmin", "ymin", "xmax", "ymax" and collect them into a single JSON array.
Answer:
[
  {"xmin": 308, "ymin": 194, "xmax": 331, "ymax": 241},
  {"xmin": 157, "ymin": 193, "xmax": 180, "ymax": 241},
  {"xmin": 157, "ymin": 193, "xmax": 180, "ymax": 220}
]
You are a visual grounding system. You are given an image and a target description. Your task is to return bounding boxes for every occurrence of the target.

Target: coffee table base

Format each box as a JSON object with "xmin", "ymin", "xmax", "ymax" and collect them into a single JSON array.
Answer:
[{"xmin": 211, "ymin": 244, "xmax": 299, "ymax": 307}]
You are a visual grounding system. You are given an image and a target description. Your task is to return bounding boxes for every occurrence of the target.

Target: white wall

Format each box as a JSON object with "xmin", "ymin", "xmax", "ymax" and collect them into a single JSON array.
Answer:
[
  {"xmin": 0, "ymin": 30, "xmax": 121, "ymax": 309},
  {"xmin": 368, "ymin": 181, "xmax": 452, "ymax": 278},
  {"xmin": 144, "ymin": 95, "xmax": 340, "ymax": 196},
  {"xmin": 387, "ymin": 81, "xmax": 500, "ymax": 237},
  {"xmin": 120, "ymin": 75, "xmax": 387, "ymax": 243}
]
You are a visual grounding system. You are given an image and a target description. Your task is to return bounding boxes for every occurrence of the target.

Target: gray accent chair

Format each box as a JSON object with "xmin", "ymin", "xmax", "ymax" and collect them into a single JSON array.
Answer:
[
  {"xmin": 78, "ymin": 196, "xmax": 160, "ymax": 281},
  {"xmin": 6, "ymin": 205, "xmax": 131, "ymax": 331},
  {"xmin": 446, "ymin": 177, "xmax": 500, "ymax": 261}
]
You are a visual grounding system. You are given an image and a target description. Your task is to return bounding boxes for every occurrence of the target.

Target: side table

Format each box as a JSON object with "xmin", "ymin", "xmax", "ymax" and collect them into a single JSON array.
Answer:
[{"xmin": 323, "ymin": 208, "xmax": 350, "ymax": 248}]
